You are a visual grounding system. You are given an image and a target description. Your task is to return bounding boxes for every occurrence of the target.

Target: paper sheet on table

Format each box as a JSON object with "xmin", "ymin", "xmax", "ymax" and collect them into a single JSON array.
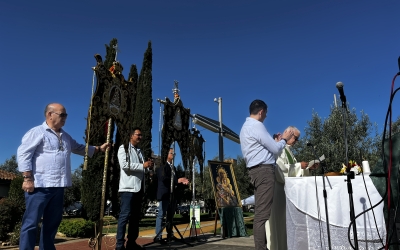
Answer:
[{"xmin": 307, "ymin": 154, "xmax": 325, "ymax": 169}]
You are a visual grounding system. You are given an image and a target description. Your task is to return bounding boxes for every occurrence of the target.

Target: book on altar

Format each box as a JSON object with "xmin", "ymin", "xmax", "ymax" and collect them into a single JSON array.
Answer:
[{"xmin": 307, "ymin": 154, "xmax": 325, "ymax": 169}]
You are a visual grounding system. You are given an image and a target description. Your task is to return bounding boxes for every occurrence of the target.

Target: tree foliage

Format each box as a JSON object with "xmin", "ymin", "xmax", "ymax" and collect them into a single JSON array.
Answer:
[
  {"xmin": 133, "ymin": 41, "xmax": 153, "ymax": 159},
  {"xmin": 64, "ymin": 168, "xmax": 82, "ymax": 208},
  {"xmin": 0, "ymin": 155, "xmax": 19, "ymax": 175},
  {"xmin": 388, "ymin": 115, "xmax": 400, "ymax": 136},
  {"xmin": 293, "ymin": 106, "xmax": 381, "ymax": 173},
  {"xmin": 0, "ymin": 177, "xmax": 25, "ymax": 241}
]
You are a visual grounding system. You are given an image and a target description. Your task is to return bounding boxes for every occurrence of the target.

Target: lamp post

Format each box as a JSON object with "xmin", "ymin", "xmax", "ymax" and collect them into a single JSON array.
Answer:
[{"xmin": 214, "ymin": 97, "xmax": 223, "ymax": 162}]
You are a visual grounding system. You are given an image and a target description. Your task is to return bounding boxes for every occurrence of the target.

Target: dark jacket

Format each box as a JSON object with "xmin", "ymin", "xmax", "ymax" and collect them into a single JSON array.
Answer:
[{"xmin": 156, "ymin": 162, "xmax": 178, "ymax": 201}]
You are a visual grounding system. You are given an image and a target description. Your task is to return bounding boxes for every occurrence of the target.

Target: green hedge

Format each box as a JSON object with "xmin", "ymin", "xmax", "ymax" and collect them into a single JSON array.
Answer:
[
  {"xmin": 58, "ymin": 219, "xmax": 94, "ymax": 238},
  {"xmin": 0, "ymin": 176, "xmax": 25, "ymax": 241}
]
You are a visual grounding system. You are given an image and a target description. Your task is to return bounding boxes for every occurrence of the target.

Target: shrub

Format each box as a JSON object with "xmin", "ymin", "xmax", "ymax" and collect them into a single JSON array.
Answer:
[
  {"xmin": 8, "ymin": 221, "xmax": 22, "ymax": 245},
  {"xmin": 0, "ymin": 176, "xmax": 25, "ymax": 241},
  {"xmin": 58, "ymin": 219, "xmax": 94, "ymax": 238},
  {"xmin": 8, "ymin": 176, "xmax": 25, "ymax": 208},
  {"xmin": 0, "ymin": 198, "xmax": 24, "ymax": 241}
]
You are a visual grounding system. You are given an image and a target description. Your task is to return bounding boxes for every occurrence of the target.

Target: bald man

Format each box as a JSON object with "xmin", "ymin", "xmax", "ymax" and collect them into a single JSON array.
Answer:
[{"xmin": 17, "ymin": 103, "xmax": 109, "ymax": 250}]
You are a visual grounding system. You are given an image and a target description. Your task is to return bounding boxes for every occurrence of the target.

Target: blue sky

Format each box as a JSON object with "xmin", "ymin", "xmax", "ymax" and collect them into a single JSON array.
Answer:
[{"xmin": 1, "ymin": 0, "xmax": 399, "ymax": 171}]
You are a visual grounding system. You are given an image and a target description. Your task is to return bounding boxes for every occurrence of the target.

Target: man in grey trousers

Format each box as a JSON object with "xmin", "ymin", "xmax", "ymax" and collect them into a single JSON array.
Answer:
[{"xmin": 239, "ymin": 99, "xmax": 293, "ymax": 250}]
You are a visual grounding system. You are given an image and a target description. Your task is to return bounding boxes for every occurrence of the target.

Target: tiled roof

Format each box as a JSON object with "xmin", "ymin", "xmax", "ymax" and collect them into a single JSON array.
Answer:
[{"xmin": 0, "ymin": 170, "xmax": 18, "ymax": 180}]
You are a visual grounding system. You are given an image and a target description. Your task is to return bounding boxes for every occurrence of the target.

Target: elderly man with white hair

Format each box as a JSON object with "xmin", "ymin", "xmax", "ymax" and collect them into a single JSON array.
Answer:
[{"xmin": 268, "ymin": 126, "xmax": 319, "ymax": 250}]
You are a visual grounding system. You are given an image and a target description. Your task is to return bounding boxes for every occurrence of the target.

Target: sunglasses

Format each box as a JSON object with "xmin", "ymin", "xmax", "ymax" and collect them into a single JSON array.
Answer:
[{"xmin": 52, "ymin": 112, "xmax": 68, "ymax": 118}]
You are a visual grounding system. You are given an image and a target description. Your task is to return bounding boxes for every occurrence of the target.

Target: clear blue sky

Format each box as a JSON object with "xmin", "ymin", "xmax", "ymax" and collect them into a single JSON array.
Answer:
[{"xmin": 1, "ymin": 0, "xmax": 399, "ymax": 171}]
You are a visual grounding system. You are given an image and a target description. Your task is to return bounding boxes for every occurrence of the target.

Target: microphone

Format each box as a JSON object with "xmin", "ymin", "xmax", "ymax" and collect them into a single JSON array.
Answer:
[
  {"xmin": 306, "ymin": 141, "xmax": 313, "ymax": 147},
  {"xmin": 336, "ymin": 81, "xmax": 347, "ymax": 109}
]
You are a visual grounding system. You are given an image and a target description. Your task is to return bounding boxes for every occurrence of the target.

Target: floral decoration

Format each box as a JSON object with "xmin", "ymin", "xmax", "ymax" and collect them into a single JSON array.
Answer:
[{"xmin": 340, "ymin": 160, "xmax": 362, "ymax": 175}]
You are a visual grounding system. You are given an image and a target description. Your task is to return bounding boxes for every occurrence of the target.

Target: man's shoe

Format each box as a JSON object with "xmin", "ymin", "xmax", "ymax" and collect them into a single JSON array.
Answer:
[
  {"xmin": 168, "ymin": 235, "xmax": 179, "ymax": 241},
  {"xmin": 155, "ymin": 238, "xmax": 168, "ymax": 245},
  {"xmin": 126, "ymin": 243, "xmax": 145, "ymax": 250}
]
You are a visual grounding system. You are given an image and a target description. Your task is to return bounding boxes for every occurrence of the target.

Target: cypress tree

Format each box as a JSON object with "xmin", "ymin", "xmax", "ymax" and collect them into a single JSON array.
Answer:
[
  {"xmin": 132, "ymin": 41, "xmax": 155, "ymax": 208},
  {"xmin": 133, "ymin": 41, "xmax": 153, "ymax": 159},
  {"xmin": 128, "ymin": 64, "xmax": 139, "ymax": 125}
]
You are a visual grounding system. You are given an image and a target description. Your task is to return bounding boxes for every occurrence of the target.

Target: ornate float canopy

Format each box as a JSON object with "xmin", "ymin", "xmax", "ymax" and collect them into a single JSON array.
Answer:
[{"xmin": 85, "ymin": 54, "xmax": 136, "ymax": 148}]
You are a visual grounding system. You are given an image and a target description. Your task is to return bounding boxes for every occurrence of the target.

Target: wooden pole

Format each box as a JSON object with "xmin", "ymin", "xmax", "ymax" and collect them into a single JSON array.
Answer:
[{"xmin": 96, "ymin": 117, "xmax": 112, "ymax": 250}]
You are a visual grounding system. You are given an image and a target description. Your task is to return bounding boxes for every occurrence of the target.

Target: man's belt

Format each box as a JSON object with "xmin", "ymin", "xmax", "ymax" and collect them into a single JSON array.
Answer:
[{"xmin": 248, "ymin": 164, "xmax": 273, "ymax": 170}]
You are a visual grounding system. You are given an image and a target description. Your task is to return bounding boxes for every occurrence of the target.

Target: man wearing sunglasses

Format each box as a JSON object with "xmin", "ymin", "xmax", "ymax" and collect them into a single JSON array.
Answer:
[{"xmin": 17, "ymin": 103, "xmax": 110, "ymax": 250}]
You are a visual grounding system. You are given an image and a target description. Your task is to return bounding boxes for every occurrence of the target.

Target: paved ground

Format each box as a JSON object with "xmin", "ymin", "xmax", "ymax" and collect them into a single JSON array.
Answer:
[{"xmin": 0, "ymin": 219, "xmax": 255, "ymax": 250}]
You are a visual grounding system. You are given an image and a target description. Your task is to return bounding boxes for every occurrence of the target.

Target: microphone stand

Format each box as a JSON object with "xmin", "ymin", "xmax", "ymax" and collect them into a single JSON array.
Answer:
[
  {"xmin": 309, "ymin": 144, "xmax": 332, "ymax": 250},
  {"xmin": 183, "ymin": 157, "xmax": 206, "ymax": 241},
  {"xmin": 340, "ymin": 99, "xmax": 359, "ymax": 249}
]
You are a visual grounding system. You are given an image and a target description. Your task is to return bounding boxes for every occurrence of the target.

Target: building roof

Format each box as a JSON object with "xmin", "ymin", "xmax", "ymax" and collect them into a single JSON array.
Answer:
[{"xmin": 0, "ymin": 170, "xmax": 18, "ymax": 180}]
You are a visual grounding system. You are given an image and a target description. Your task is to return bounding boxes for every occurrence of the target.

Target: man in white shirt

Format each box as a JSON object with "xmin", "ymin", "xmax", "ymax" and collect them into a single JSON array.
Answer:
[
  {"xmin": 116, "ymin": 127, "xmax": 154, "ymax": 250},
  {"xmin": 240, "ymin": 99, "xmax": 293, "ymax": 250},
  {"xmin": 17, "ymin": 103, "xmax": 109, "ymax": 250}
]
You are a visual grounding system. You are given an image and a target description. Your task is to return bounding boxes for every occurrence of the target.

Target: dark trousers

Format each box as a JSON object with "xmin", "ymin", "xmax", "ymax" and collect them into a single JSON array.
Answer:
[
  {"xmin": 19, "ymin": 187, "xmax": 64, "ymax": 250},
  {"xmin": 116, "ymin": 191, "xmax": 143, "ymax": 249},
  {"xmin": 249, "ymin": 165, "xmax": 275, "ymax": 250}
]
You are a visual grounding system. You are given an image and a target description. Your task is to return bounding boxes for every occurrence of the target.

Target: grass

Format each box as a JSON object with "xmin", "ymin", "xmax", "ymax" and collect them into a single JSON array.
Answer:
[{"xmin": 63, "ymin": 212, "xmax": 255, "ymax": 236}]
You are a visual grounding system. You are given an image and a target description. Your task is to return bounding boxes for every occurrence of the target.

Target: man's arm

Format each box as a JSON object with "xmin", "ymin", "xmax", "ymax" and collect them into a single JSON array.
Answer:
[
  {"xmin": 276, "ymin": 149, "xmax": 308, "ymax": 177},
  {"xmin": 255, "ymin": 123, "xmax": 287, "ymax": 155},
  {"xmin": 117, "ymin": 145, "xmax": 143, "ymax": 173},
  {"xmin": 117, "ymin": 145, "xmax": 153, "ymax": 173},
  {"xmin": 70, "ymin": 135, "xmax": 110, "ymax": 157},
  {"xmin": 17, "ymin": 128, "xmax": 43, "ymax": 193},
  {"xmin": 17, "ymin": 128, "xmax": 43, "ymax": 173}
]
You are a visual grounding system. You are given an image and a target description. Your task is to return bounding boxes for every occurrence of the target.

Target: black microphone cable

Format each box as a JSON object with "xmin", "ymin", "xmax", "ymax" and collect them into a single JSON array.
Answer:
[{"xmin": 349, "ymin": 68, "xmax": 400, "ymax": 250}]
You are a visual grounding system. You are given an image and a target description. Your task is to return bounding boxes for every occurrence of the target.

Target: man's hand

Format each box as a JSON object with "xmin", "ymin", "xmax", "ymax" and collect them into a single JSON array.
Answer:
[
  {"xmin": 22, "ymin": 179, "xmax": 35, "ymax": 193},
  {"xmin": 300, "ymin": 161, "xmax": 308, "ymax": 169},
  {"xmin": 281, "ymin": 129, "xmax": 294, "ymax": 142},
  {"xmin": 178, "ymin": 177, "xmax": 189, "ymax": 185},
  {"xmin": 143, "ymin": 160, "xmax": 154, "ymax": 169},
  {"xmin": 309, "ymin": 163, "xmax": 320, "ymax": 170},
  {"xmin": 98, "ymin": 143, "xmax": 111, "ymax": 152}
]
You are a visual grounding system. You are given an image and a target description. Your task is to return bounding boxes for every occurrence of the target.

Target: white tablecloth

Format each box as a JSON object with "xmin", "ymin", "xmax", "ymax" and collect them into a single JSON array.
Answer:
[{"xmin": 285, "ymin": 175, "xmax": 386, "ymax": 250}]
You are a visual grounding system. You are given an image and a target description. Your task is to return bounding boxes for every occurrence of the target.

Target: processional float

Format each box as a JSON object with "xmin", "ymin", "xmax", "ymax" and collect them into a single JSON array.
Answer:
[
  {"xmin": 156, "ymin": 81, "xmax": 207, "ymax": 243},
  {"xmin": 158, "ymin": 81, "xmax": 204, "ymax": 175},
  {"xmin": 84, "ymin": 44, "xmax": 136, "ymax": 250}
]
